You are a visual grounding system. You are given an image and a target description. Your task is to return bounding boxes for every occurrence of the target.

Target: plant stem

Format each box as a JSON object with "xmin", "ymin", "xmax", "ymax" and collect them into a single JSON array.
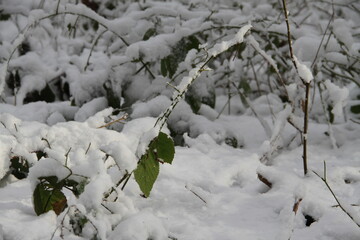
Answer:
[
  {"xmin": 282, "ymin": 0, "xmax": 311, "ymax": 176},
  {"xmin": 302, "ymin": 82, "xmax": 310, "ymax": 175}
]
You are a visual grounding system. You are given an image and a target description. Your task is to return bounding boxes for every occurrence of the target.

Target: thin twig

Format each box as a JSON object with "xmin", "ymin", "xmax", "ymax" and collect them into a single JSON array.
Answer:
[
  {"xmin": 85, "ymin": 142, "xmax": 91, "ymax": 155},
  {"xmin": 311, "ymin": 0, "xmax": 334, "ymax": 68},
  {"xmin": 350, "ymin": 119, "xmax": 360, "ymax": 125},
  {"xmin": 101, "ymin": 203, "xmax": 114, "ymax": 214},
  {"xmin": 84, "ymin": 29, "xmax": 107, "ymax": 71},
  {"xmin": 323, "ymin": 65, "xmax": 360, "ymax": 87},
  {"xmin": 185, "ymin": 185, "xmax": 207, "ymax": 204},
  {"xmin": 120, "ymin": 172, "xmax": 132, "ymax": 191},
  {"xmin": 55, "ymin": 0, "xmax": 61, "ymax": 14},
  {"xmin": 97, "ymin": 113, "xmax": 128, "ymax": 128},
  {"xmin": 41, "ymin": 137, "xmax": 51, "ymax": 149},
  {"xmin": 313, "ymin": 162, "xmax": 360, "ymax": 228},
  {"xmin": 34, "ymin": 10, "xmax": 156, "ymax": 79},
  {"xmin": 50, "ymin": 206, "xmax": 71, "ymax": 240},
  {"xmin": 64, "ymin": 147, "xmax": 71, "ymax": 166}
]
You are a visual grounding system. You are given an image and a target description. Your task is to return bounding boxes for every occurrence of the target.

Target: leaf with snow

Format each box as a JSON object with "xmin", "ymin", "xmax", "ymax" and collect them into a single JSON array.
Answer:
[
  {"xmin": 134, "ymin": 132, "xmax": 174, "ymax": 197},
  {"xmin": 33, "ymin": 176, "xmax": 67, "ymax": 216}
]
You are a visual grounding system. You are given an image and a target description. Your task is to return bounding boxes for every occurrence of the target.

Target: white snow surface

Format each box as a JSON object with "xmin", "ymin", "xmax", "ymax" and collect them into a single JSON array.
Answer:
[
  {"xmin": 0, "ymin": 1, "xmax": 359, "ymax": 240},
  {"xmin": 0, "ymin": 109, "xmax": 359, "ymax": 240}
]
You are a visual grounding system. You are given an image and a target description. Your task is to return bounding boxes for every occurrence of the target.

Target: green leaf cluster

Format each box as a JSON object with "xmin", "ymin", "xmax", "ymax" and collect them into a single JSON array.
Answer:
[
  {"xmin": 134, "ymin": 132, "xmax": 175, "ymax": 197},
  {"xmin": 10, "ymin": 156, "xmax": 29, "ymax": 179},
  {"xmin": 185, "ymin": 85, "xmax": 216, "ymax": 113},
  {"xmin": 33, "ymin": 175, "xmax": 88, "ymax": 216},
  {"xmin": 33, "ymin": 176, "xmax": 67, "ymax": 216},
  {"xmin": 161, "ymin": 35, "xmax": 200, "ymax": 78}
]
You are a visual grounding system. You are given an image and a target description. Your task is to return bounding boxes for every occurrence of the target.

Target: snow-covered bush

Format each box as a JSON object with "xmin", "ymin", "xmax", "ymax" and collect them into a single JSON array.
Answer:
[{"xmin": 0, "ymin": 0, "xmax": 359, "ymax": 239}]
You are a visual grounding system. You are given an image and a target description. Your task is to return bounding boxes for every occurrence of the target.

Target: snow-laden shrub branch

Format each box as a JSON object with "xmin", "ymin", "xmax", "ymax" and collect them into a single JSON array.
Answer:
[{"xmin": 155, "ymin": 24, "xmax": 252, "ymax": 130}]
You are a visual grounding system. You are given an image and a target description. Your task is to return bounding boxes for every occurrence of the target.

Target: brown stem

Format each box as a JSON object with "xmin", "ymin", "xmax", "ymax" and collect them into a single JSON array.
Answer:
[
  {"xmin": 302, "ymin": 82, "xmax": 310, "ymax": 175},
  {"xmin": 282, "ymin": 0, "xmax": 311, "ymax": 176}
]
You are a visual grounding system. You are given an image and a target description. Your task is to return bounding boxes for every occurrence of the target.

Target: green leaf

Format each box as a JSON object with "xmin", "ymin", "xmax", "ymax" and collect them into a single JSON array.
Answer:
[
  {"xmin": 103, "ymin": 82, "xmax": 121, "ymax": 109},
  {"xmin": 239, "ymin": 79, "xmax": 251, "ymax": 94},
  {"xmin": 64, "ymin": 178, "xmax": 88, "ymax": 197},
  {"xmin": 34, "ymin": 150, "xmax": 47, "ymax": 160},
  {"xmin": 225, "ymin": 137, "xmax": 238, "ymax": 148},
  {"xmin": 10, "ymin": 156, "xmax": 29, "ymax": 179},
  {"xmin": 24, "ymin": 84, "xmax": 55, "ymax": 104},
  {"xmin": 160, "ymin": 35, "xmax": 200, "ymax": 78},
  {"xmin": 33, "ymin": 178, "xmax": 67, "ymax": 215},
  {"xmin": 70, "ymin": 211, "xmax": 88, "ymax": 235},
  {"xmin": 160, "ymin": 58, "xmax": 168, "ymax": 77},
  {"xmin": 201, "ymin": 86, "xmax": 216, "ymax": 109},
  {"xmin": 350, "ymin": 104, "xmax": 360, "ymax": 114},
  {"xmin": 0, "ymin": 12, "xmax": 11, "ymax": 21},
  {"xmin": 105, "ymin": 2, "xmax": 116, "ymax": 10},
  {"xmin": 327, "ymin": 105, "xmax": 334, "ymax": 123},
  {"xmin": 185, "ymin": 92, "xmax": 201, "ymax": 113},
  {"xmin": 40, "ymin": 84, "xmax": 56, "ymax": 102},
  {"xmin": 155, "ymin": 132, "xmax": 175, "ymax": 164},
  {"xmin": 134, "ymin": 151, "xmax": 159, "ymax": 198},
  {"xmin": 143, "ymin": 28, "xmax": 156, "ymax": 41},
  {"xmin": 161, "ymin": 55, "xmax": 178, "ymax": 78},
  {"xmin": 41, "ymin": 176, "xmax": 61, "ymax": 187},
  {"xmin": 185, "ymin": 35, "xmax": 200, "ymax": 51},
  {"xmin": 134, "ymin": 132, "xmax": 175, "ymax": 197}
]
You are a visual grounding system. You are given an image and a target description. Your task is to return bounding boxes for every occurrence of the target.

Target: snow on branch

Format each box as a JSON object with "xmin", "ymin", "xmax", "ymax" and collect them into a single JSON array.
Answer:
[
  {"xmin": 293, "ymin": 56, "xmax": 313, "ymax": 84},
  {"xmin": 156, "ymin": 24, "xmax": 252, "ymax": 129},
  {"xmin": 208, "ymin": 24, "xmax": 252, "ymax": 57}
]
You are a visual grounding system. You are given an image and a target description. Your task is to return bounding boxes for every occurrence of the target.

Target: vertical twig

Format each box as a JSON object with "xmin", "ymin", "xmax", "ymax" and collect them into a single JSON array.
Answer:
[
  {"xmin": 318, "ymin": 82, "xmax": 338, "ymax": 148},
  {"xmin": 56, "ymin": 0, "xmax": 61, "ymax": 14},
  {"xmin": 302, "ymin": 83, "xmax": 310, "ymax": 175},
  {"xmin": 64, "ymin": 147, "xmax": 71, "ymax": 166},
  {"xmin": 282, "ymin": 0, "xmax": 311, "ymax": 175},
  {"xmin": 227, "ymin": 79, "xmax": 231, "ymax": 115}
]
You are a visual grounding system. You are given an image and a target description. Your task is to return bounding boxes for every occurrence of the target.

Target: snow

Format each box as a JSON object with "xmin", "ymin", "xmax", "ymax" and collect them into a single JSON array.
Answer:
[
  {"xmin": 333, "ymin": 19, "xmax": 354, "ymax": 50},
  {"xmin": 108, "ymin": 210, "xmax": 168, "ymax": 240},
  {"xmin": 0, "ymin": 1, "xmax": 360, "ymax": 240},
  {"xmin": 208, "ymin": 24, "xmax": 252, "ymax": 57},
  {"xmin": 74, "ymin": 97, "xmax": 108, "ymax": 122},
  {"xmin": 294, "ymin": 56, "xmax": 313, "ymax": 83},
  {"xmin": 1, "ymin": 109, "xmax": 360, "ymax": 239},
  {"xmin": 324, "ymin": 79, "xmax": 349, "ymax": 121}
]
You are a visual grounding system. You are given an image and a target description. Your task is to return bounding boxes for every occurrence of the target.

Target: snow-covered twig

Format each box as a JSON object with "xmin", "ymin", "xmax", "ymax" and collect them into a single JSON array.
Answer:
[
  {"xmin": 97, "ymin": 113, "xmax": 128, "ymax": 129},
  {"xmin": 248, "ymin": 35, "xmax": 289, "ymax": 100},
  {"xmin": 155, "ymin": 24, "xmax": 252, "ymax": 130},
  {"xmin": 282, "ymin": 0, "xmax": 313, "ymax": 176},
  {"xmin": 317, "ymin": 82, "xmax": 338, "ymax": 149}
]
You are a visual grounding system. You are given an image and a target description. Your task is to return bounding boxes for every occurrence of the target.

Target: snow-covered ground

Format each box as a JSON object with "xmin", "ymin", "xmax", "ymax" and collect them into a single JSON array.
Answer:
[
  {"xmin": 0, "ymin": 0, "xmax": 360, "ymax": 239},
  {"xmin": 0, "ymin": 108, "xmax": 359, "ymax": 240}
]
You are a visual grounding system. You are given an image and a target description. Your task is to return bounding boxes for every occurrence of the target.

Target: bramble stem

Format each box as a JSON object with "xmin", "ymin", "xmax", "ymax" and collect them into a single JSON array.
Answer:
[{"xmin": 282, "ymin": 0, "xmax": 310, "ymax": 175}]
